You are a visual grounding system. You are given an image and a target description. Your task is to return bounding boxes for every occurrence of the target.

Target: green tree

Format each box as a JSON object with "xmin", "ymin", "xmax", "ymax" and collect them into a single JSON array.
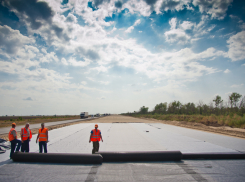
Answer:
[
  {"xmin": 168, "ymin": 101, "xmax": 182, "ymax": 114},
  {"xmin": 229, "ymin": 92, "xmax": 242, "ymax": 108},
  {"xmin": 213, "ymin": 95, "xmax": 223, "ymax": 108},
  {"xmin": 154, "ymin": 102, "xmax": 167, "ymax": 114},
  {"xmin": 185, "ymin": 102, "xmax": 196, "ymax": 115},
  {"xmin": 139, "ymin": 106, "xmax": 149, "ymax": 114}
]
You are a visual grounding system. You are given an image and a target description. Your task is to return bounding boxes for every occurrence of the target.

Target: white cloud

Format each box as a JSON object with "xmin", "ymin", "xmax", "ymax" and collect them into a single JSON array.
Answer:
[
  {"xmin": 0, "ymin": 25, "xmax": 34, "ymax": 54},
  {"xmin": 155, "ymin": 0, "xmax": 192, "ymax": 14},
  {"xmin": 231, "ymin": 84, "xmax": 244, "ymax": 88},
  {"xmin": 40, "ymin": 52, "xmax": 59, "ymax": 63},
  {"xmin": 224, "ymin": 69, "xmax": 230, "ymax": 73},
  {"xmin": 134, "ymin": 19, "xmax": 141, "ymax": 26},
  {"xmin": 125, "ymin": 26, "xmax": 135, "ymax": 33},
  {"xmin": 86, "ymin": 77, "xmax": 109, "ymax": 85},
  {"xmin": 165, "ymin": 29, "xmax": 191, "ymax": 44},
  {"xmin": 0, "ymin": 0, "xmax": 239, "ymax": 115},
  {"xmin": 180, "ymin": 21, "xmax": 194, "ymax": 30},
  {"xmin": 125, "ymin": 19, "xmax": 141, "ymax": 33},
  {"xmin": 81, "ymin": 81, "xmax": 87, "ymax": 85},
  {"xmin": 68, "ymin": 57, "xmax": 91, "ymax": 67},
  {"xmin": 23, "ymin": 97, "xmax": 33, "ymax": 101},
  {"xmin": 164, "ymin": 18, "xmax": 191, "ymax": 44},
  {"xmin": 193, "ymin": 0, "xmax": 233, "ymax": 19},
  {"xmin": 227, "ymin": 31, "xmax": 245, "ymax": 61},
  {"xmin": 99, "ymin": 81, "xmax": 110, "ymax": 85}
]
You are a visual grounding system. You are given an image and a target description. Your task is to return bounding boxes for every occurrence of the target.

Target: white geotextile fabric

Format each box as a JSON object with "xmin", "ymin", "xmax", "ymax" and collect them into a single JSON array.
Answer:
[{"xmin": 1, "ymin": 122, "xmax": 244, "ymax": 165}]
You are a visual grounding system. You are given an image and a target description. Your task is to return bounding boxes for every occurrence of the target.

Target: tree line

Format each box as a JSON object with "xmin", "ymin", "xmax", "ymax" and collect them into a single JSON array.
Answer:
[{"xmin": 131, "ymin": 92, "xmax": 245, "ymax": 116}]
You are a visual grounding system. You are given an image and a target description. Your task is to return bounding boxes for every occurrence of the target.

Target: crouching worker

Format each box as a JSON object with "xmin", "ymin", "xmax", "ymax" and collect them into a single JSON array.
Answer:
[
  {"xmin": 21, "ymin": 123, "xmax": 32, "ymax": 152},
  {"xmin": 9, "ymin": 123, "xmax": 22, "ymax": 159},
  {"xmin": 89, "ymin": 124, "xmax": 103, "ymax": 154},
  {"xmin": 36, "ymin": 123, "xmax": 48, "ymax": 153}
]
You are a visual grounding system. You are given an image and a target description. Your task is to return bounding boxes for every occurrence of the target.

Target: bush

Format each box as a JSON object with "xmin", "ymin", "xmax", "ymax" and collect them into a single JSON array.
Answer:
[{"xmin": 17, "ymin": 117, "xmax": 23, "ymax": 121}]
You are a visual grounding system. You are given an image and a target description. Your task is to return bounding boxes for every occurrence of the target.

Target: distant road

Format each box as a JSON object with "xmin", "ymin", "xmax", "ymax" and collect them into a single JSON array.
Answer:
[
  {"xmin": 0, "ymin": 115, "xmax": 78, "ymax": 121},
  {"xmin": 0, "ymin": 117, "xmax": 97, "ymax": 135}
]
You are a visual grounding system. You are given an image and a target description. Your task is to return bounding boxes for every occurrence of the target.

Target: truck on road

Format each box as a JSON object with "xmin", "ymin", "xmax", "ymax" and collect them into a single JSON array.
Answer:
[{"xmin": 80, "ymin": 112, "xmax": 88, "ymax": 118}]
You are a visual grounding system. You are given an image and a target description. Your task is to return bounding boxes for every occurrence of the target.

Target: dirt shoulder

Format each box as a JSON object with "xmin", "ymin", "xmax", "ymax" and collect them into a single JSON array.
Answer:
[{"xmin": 138, "ymin": 117, "xmax": 245, "ymax": 139}]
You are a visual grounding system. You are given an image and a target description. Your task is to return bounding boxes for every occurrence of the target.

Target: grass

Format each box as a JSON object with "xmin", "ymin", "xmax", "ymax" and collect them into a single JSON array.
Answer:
[{"xmin": 127, "ymin": 113, "xmax": 245, "ymax": 129}]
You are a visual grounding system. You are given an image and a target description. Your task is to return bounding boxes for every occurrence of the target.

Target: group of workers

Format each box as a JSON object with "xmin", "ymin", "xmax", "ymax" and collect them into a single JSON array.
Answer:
[
  {"xmin": 9, "ymin": 123, "xmax": 103, "ymax": 158},
  {"xmin": 8, "ymin": 122, "xmax": 48, "ymax": 158}
]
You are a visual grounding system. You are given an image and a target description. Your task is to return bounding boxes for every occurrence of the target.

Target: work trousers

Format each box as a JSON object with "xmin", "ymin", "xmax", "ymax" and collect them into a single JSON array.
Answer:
[
  {"xmin": 21, "ymin": 139, "xmax": 30, "ymax": 152},
  {"xmin": 39, "ymin": 141, "xmax": 47, "ymax": 153},
  {"xmin": 92, "ymin": 141, "xmax": 99, "ymax": 154},
  {"xmin": 10, "ymin": 139, "xmax": 22, "ymax": 158}
]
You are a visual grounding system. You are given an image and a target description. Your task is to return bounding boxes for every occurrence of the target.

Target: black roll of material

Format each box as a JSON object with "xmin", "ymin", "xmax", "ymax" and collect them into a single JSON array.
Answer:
[
  {"xmin": 182, "ymin": 152, "xmax": 245, "ymax": 160},
  {"xmin": 96, "ymin": 151, "xmax": 182, "ymax": 162},
  {"xmin": 12, "ymin": 152, "xmax": 103, "ymax": 164}
]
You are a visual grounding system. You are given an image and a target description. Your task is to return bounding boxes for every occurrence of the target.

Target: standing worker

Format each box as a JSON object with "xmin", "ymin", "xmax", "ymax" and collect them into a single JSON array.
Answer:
[
  {"xmin": 36, "ymin": 123, "xmax": 48, "ymax": 153},
  {"xmin": 9, "ymin": 123, "xmax": 22, "ymax": 159},
  {"xmin": 21, "ymin": 123, "xmax": 32, "ymax": 152},
  {"xmin": 89, "ymin": 124, "xmax": 103, "ymax": 154}
]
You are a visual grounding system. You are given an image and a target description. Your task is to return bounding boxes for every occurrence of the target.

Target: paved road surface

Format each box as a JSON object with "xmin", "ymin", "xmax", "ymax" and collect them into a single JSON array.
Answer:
[
  {"xmin": 0, "ymin": 117, "xmax": 97, "ymax": 135},
  {"xmin": 0, "ymin": 116, "xmax": 245, "ymax": 181}
]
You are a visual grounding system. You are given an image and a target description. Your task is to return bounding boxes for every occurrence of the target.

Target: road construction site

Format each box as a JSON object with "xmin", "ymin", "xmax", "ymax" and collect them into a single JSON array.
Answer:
[{"xmin": 0, "ymin": 115, "xmax": 245, "ymax": 181}]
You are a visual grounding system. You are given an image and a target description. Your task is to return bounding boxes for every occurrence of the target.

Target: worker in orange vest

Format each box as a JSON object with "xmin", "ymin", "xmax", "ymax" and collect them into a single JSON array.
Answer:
[
  {"xmin": 21, "ymin": 123, "xmax": 32, "ymax": 152},
  {"xmin": 89, "ymin": 124, "xmax": 103, "ymax": 154},
  {"xmin": 36, "ymin": 123, "xmax": 48, "ymax": 153},
  {"xmin": 9, "ymin": 123, "xmax": 22, "ymax": 159}
]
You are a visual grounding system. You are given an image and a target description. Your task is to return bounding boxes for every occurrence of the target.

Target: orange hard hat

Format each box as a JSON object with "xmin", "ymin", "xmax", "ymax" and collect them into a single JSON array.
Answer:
[
  {"xmin": 95, "ymin": 124, "xmax": 98, "ymax": 127},
  {"xmin": 12, "ymin": 123, "xmax": 16, "ymax": 126}
]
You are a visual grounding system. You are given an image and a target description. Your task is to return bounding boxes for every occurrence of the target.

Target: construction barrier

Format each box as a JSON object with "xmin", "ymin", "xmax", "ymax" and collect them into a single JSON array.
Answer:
[
  {"xmin": 12, "ymin": 152, "xmax": 103, "ymax": 164},
  {"xmin": 182, "ymin": 152, "xmax": 245, "ymax": 160},
  {"xmin": 96, "ymin": 151, "xmax": 182, "ymax": 162}
]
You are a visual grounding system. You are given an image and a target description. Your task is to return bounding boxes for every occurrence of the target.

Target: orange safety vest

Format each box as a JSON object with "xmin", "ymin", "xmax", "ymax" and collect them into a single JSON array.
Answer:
[
  {"xmin": 91, "ymin": 129, "xmax": 101, "ymax": 142},
  {"xmin": 21, "ymin": 128, "xmax": 32, "ymax": 141},
  {"xmin": 38, "ymin": 128, "xmax": 48, "ymax": 142},
  {"xmin": 9, "ymin": 128, "xmax": 16, "ymax": 141}
]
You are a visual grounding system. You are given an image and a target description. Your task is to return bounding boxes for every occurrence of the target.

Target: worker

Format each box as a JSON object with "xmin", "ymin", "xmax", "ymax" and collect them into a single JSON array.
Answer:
[
  {"xmin": 36, "ymin": 123, "xmax": 48, "ymax": 153},
  {"xmin": 21, "ymin": 123, "xmax": 32, "ymax": 152},
  {"xmin": 89, "ymin": 124, "xmax": 103, "ymax": 154},
  {"xmin": 9, "ymin": 123, "xmax": 22, "ymax": 159}
]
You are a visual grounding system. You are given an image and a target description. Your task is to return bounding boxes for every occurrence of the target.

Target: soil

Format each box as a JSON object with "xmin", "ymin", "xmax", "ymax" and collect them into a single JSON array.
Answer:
[{"xmin": 1, "ymin": 115, "xmax": 245, "ymax": 141}]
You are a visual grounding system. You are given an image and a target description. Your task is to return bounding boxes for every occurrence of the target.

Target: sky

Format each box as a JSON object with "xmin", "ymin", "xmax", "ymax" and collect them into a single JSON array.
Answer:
[{"xmin": 0, "ymin": 0, "xmax": 245, "ymax": 115}]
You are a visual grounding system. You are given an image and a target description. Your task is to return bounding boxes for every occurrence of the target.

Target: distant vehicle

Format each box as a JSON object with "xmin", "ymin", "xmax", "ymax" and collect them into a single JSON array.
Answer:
[
  {"xmin": 80, "ymin": 112, "xmax": 88, "ymax": 118},
  {"xmin": 96, "ymin": 113, "xmax": 100, "ymax": 117}
]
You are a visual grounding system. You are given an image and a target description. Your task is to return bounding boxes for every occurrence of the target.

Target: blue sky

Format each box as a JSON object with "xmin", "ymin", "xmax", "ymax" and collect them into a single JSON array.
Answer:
[{"xmin": 0, "ymin": 0, "xmax": 245, "ymax": 115}]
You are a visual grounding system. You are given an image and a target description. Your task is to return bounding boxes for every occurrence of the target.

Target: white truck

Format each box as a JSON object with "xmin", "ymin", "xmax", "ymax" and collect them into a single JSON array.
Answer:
[{"xmin": 80, "ymin": 112, "xmax": 88, "ymax": 118}]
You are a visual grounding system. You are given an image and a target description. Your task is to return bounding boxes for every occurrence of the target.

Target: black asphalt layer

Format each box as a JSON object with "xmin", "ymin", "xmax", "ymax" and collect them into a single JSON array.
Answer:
[
  {"xmin": 96, "ymin": 151, "xmax": 182, "ymax": 162},
  {"xmin": 12, "ymin": 152, "xmax": 103, "ymax": 164}
]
